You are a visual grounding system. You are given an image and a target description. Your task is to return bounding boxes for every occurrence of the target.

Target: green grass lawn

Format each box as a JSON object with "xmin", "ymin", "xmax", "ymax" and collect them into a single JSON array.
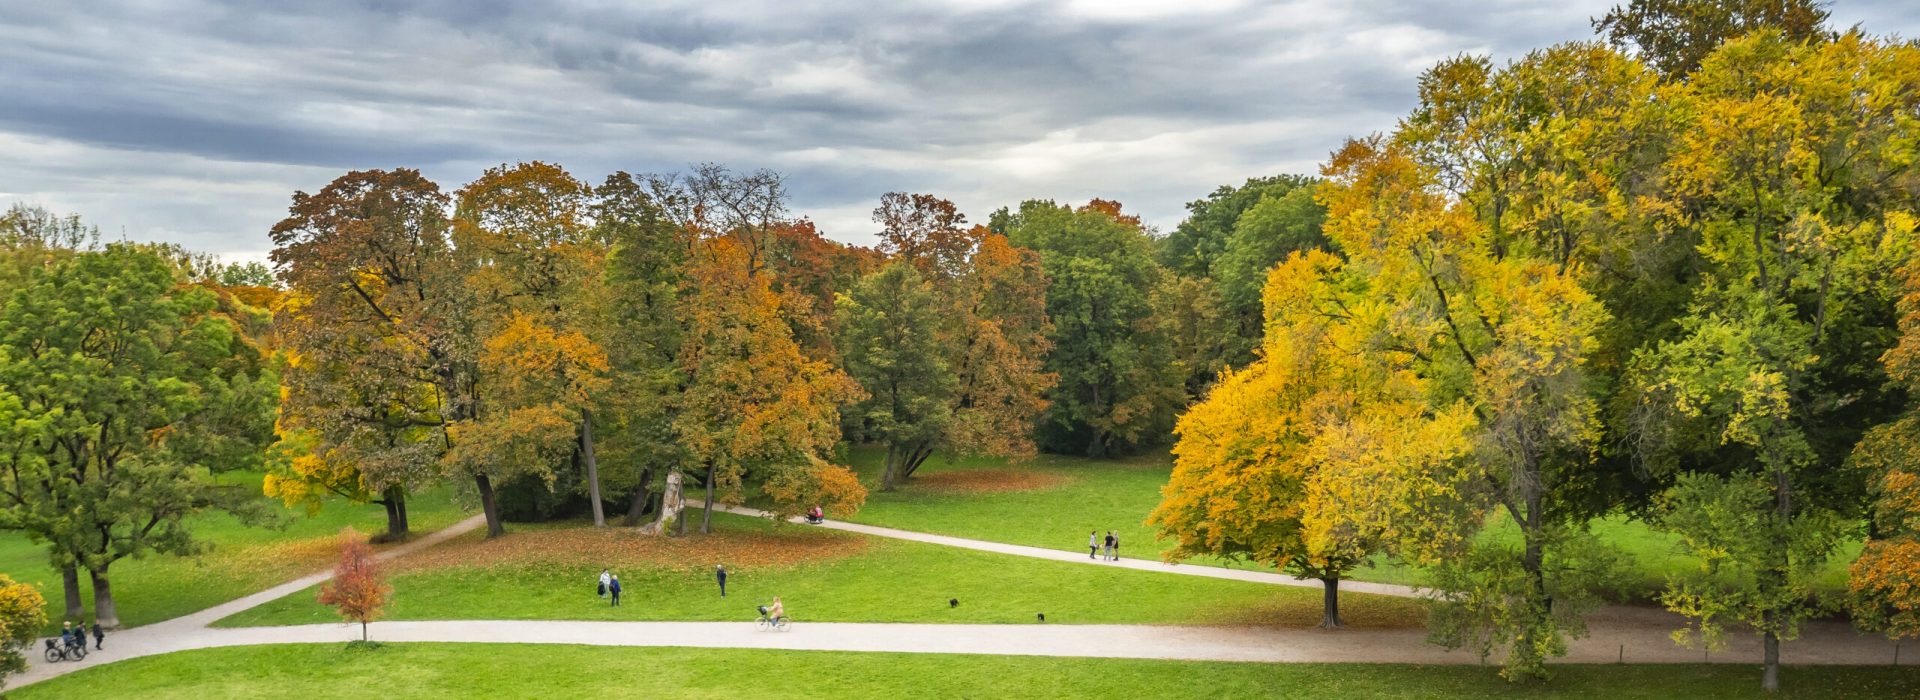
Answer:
[
  {"xmin": 837, "ymin": 446, "xmax": 1861, "ymax": 598},
  {"xmin": 216, "ymin": 509, "xmax": 1424, "ymax": 629},
  {"xmin": 0, "ymin": 472, "xmax": 467, "ymax": 632},
  {"xmin": 12, "ymin": 643, "xmax": 1918, "ymax": 699}
]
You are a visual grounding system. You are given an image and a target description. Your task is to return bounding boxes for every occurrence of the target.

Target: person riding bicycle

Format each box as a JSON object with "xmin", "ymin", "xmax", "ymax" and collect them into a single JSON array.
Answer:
[
  {"xmin": 805, "ymin": 505, "xmax": 824, "ymax": 524},
  {"xmin": 764, "ymin": 596, "xmax": 785, "ymax": 623}
]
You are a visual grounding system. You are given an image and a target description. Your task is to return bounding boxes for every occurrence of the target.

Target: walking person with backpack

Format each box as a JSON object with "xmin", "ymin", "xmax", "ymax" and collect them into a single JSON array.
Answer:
[
  {"xmin": 598, "ymin": 569, "xmax": 611, "ymax": 599},
  {"xmin": 609, "ymin": 575, "xmax": 623, "ymax": 607}
]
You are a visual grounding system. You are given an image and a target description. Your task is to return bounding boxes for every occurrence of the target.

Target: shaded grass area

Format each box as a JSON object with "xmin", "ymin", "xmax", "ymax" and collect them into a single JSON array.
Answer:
[
  {"xmin": 838, "ymin": 446, "xmax": 1861, "ymax": 597},
  {"xmin": 13, "ymin": 643, "xmax": 1920, "ymax": 699},
  {"xmin": 217, "ymin": 509, "xmax": 1423, "ymax": 629},
  {"xmin": 0, "ymin": 472, "xmax": 466, "ymax": 632}
]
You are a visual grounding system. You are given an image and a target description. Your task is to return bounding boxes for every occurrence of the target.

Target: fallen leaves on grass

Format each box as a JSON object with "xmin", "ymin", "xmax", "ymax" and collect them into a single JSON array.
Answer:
[
  {"xmin": 912, "ymin": 469, "xmax": 1071, "ymax": 494},
  {"xmin": 394, "ymin": 525, "xmax": 870, "ymax": 574}
]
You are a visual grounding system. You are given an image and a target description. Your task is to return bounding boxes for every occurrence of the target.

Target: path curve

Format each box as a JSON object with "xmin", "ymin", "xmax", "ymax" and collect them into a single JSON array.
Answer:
[
  {"xmin": 714, "ymin": 504, "xmax": 1420, "ymax": 598},
  {"xmin": 11, "ymin": 514, "xmax": 487, "ymax": 689}
]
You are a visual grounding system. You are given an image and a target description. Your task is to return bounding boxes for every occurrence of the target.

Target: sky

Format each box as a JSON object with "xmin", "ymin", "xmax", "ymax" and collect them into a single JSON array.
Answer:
[{"xmin": 1, "ymin": 1, "xmax": 1915, "ymax": 262}]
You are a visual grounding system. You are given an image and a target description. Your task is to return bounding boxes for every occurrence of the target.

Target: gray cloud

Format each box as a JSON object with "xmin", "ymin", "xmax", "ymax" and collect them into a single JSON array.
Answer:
[{"xmin": 1, "ymin": 0, "xmax": 1915, "ymax": 258}]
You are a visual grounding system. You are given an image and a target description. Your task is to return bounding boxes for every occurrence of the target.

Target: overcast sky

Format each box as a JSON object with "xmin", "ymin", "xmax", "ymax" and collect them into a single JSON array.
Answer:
[{"xmin": 2, "ymin": 1, "xmax": 1914, "ymax": 261}]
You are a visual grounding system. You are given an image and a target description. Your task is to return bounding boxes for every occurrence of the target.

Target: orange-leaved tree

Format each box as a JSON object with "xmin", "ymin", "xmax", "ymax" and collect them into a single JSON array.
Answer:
[
  {"xmin": 317, "ymin": 531, "xmax": 390, "ymax": 642},
  {"xmin": 676, "ymin": 237, "xmax": 866, "ymax": 532}
]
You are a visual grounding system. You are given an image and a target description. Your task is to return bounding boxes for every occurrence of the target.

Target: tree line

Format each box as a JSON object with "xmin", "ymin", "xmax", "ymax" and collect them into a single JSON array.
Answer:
[{"xmin": 1151, "ymin": 4, "xmax": 1920, "ymax": 692}]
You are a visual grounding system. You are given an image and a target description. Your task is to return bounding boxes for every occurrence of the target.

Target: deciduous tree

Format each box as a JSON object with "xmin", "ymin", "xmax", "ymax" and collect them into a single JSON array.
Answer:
[
  {"xmin": 268, "ymin": 169, "xmax": 465, "ymax": 541},
  {"xmin": 317, "ymin": 533, "xmax": 389, "ymax": 642}
]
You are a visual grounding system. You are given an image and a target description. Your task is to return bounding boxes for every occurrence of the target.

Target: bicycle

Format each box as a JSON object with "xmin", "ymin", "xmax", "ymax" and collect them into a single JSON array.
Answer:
[
  {"xmin": 755, "ymin": 607, "xmax": 791, "ymax": 631},
  {"xmin": 43, "ymin": 638, "xmax": 87, "ymax": 663}
]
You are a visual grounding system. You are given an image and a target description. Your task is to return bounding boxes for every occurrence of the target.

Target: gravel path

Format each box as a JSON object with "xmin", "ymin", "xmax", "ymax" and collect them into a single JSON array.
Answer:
[{"xmin": 10, "ymin": 508, "xmax": 1905, "ymax": 690}]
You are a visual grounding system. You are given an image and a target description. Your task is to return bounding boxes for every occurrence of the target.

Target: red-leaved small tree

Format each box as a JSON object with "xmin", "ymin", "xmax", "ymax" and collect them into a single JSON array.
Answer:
[{"xmin": 317, "ymin": 531, "xmax": 389, "ymax": 642}]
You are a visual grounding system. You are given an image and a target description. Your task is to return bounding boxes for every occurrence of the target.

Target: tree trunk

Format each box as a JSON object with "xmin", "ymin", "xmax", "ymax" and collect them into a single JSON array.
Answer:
[
  {"xmin": 378, "ymin": 485, "xmax": 410, "ymax": 541},
  {"xmin": 89, "ymin": 568, "xmax": 118, "ymax": 628},
  {"xmin": 362, "ymin": 620, "xmax": 369, "ymax": 643},
  {"xmin": 880, "ymin": 446, "xmax": 899, "ymax": 492},
  {"xmin": 622, "ymin": 469, "xmax": 652, "ymax": 527},
  {"xmin": 582, "ymin": 408, "xmax": 605, "ymax": 528},
  {"xmin": 475, "ymin": 473, "xmax": 504, "ymax": 538},
  {"xmin": 901, "ymin": 443, "xmax": 934, "ymax": 481},
  {"xmin": 1319, "ymin": 576, "xmax": 1343, "ymax": 629},
  {"xmin": 61, "ymin": 565, "xmax": 83, "ymax": 621},
  {"xmin": 672, "ymin": 471, "xmax": 687, "ymax": 537},
  {"xmin": 1762, "ymin": 629, "xmax": 1780, "ymax": 692},
  {"xmin": 700, "ymin": 463, "xmax": 716, "ymax": 534}
]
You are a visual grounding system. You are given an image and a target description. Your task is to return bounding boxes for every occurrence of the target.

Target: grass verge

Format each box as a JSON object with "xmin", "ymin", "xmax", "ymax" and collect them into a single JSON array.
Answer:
[{"xmin": 11, "ymin": 643, "xmax": 1918, "ymax": 699}]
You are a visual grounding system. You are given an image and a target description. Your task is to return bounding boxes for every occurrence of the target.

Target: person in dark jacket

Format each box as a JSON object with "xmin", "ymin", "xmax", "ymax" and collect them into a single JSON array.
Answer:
[
  {"xmin": 609, "ymin": 575, "xmax": 623, "ymax": 606},
  {"xmin": 91, "ymin": 620, "xmax": 104, "ymax": 650},
  {"xmin": 716, "ymin": 564, "xmax": 728, "ymax": 597}
]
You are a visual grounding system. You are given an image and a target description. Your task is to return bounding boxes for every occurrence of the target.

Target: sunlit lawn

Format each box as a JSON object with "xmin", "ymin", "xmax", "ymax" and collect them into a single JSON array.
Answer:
[
  {"xmin": 0, "ymin": 471, "xmax": 467, "ymax": 632},
  {"xmin": 216, "ymin": 509, "xmax": 1424, "ymax": 629},
  {"xmin": 836, "ymin": 446, "xmax": 1860, "ymax": 599},
  {"xmin": 13, "ymin": 644, "xmax": 1919, "ymax": 700}
]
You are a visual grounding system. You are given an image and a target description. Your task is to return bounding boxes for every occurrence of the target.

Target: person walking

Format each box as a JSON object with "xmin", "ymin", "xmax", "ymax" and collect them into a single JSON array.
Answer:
[
  {"xmin": 715, "ymin": 565, "xmax": 728, "ymax": 597},
  {"xmin": 1110, "ymin": 532, "xmax": 1121, "ymax": 561},
  {"xmin": 1102, "ymin": 531, "xmax": 1115, "ymax": 561},
  {"xmin": 609, "ymin": 575, "xmax": 623, "ymax": 607},
  {"xmin": 1088, "ymin": 531, "xmax": 1099, "ymax": 559},
  {"xmin": 60, "ymin": 621, "xmax": 75, "ymax": 649},
  {"xmin": 90, "ymin": 620, "xmax": 104, "ymax": 650},
  {"xmin": 598, "ymin": 569, "xmax": 611, "ymax": 598}
]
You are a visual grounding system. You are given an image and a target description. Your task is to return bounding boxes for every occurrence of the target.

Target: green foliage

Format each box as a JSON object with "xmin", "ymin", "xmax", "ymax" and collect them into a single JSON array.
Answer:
[
  {"xmin": 0, "ymin": 244, "xmax": 278, "ymax": 625},
  {"xmin": 836, "ymin": 262, "xmax": 954, "ymax": 490},
  {"xmin": 1002, "ymin": 200, "xmax": 1180, "ymax": 457}
]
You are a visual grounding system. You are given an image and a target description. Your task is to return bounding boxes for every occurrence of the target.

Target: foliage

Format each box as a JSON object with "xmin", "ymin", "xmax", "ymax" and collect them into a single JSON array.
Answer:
[
  {"xmin": 0, "ymin": 573, "xmax": 45, "ymax": 690},
  {"xmin": 1624, "ymin": 31, "xmax": 1920, "ymax": 691},
  {"xmin": 1003, "ymin": 200, "xmax": 1180, "ymax": 457},
  {"xmin": 316, "ymin": 532, "xmax": 390, "ymax": 642},
  {"xmin": 268, "ymin": 169, "xmax": 464, "ymax": 540},
  {"xmin": 836, "ymin": 262, "xmax": 953, "ymax": 491},
  {"xmin": 675, "ymin": 237, "xmax": 865, "ymax": 526},
  {"xmin": 1594, "ymin": 0, "xmax": 1830, "ymax": 77},
  {"xmin": 0, "ymin": 244, "xmax": 277, "ymax": 627}
]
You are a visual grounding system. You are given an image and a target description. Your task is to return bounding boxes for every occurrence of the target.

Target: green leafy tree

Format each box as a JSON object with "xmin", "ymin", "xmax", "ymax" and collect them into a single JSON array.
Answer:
[
  {"xmin": 1626, "ymin": 32, "xmax": 1918, "ymax": 692},
  {"xmin": 0, "ymin": 245, "xmax": 275, "ymax": 627},
  {"xmin": 1003, "ymin": 199, "xmax": 1180, "ymax": 457},
  {"xmin": 837, "ymin": 262, "xmax": 954, "ymax": 491},
  {"xmin": 592, "ymin": 172, "xmax": 692, "ymax": 526}
]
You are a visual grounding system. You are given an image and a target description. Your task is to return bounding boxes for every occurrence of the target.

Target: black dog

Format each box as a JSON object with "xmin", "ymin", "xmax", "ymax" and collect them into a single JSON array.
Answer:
[
  {"xmin": 949, "ymin": 598, "xmax": 959, "ymax": 608},
  {"xmin": 1036, "ymin": 613, "xmax": 1045, "ymax": 622}
]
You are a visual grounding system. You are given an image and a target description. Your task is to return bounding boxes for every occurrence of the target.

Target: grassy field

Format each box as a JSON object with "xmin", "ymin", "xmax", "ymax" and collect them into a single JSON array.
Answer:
[
  {"xmin": 837, "ymin": 447, "xmax": 1862, "ymax": 597},
  {"xmin": 0, "ymin": 472, "xmax": 467, "ymax": 632},
  {"xmin": 216, "ymin": 509, "xmax": 1424, "ymax": 629},
  {"xmin": 12, "ymin": 643, "xmax": 1919, "ymax": 699}
]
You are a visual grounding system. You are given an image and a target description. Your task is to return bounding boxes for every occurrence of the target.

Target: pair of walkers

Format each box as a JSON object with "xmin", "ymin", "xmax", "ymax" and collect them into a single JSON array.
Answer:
[
  {"xmin": 596, "ymin": 569, "xmax": 624, "ymax": 606},
  {"xmin": 60, "ymin": 621, "xmax": 102, "ymax": 650},
  {"xmin": 1087, "ymin": 530, "xmax": 1121, "ymax": 561}
]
